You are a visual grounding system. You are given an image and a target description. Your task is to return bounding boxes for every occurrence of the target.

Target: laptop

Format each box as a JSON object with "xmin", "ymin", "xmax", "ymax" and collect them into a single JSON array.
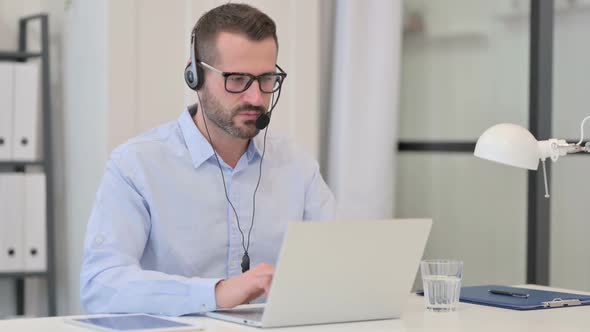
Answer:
[{"xmin": 205, "ymin": 218, "xmax": 432, "ymax": 328}]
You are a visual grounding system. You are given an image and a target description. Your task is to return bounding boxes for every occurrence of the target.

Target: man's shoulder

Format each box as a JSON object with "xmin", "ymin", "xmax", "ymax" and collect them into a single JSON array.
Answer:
[
  {"xmin": 264, "ymin": 133, "xmax": 318, "ymax": 166},
  {"xmin": 264, "ymin": 132, "xmax": 297, "ymax": 155},
  {"xmin": 110, "ymin": 120, "xmax": 183, "ymax": 165}
]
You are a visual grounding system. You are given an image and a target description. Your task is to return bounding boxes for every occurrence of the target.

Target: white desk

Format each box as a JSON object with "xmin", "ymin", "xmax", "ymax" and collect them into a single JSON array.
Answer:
[{"xmin": 1, "ymin": 285, "xmax": 588, "ymax": 332}]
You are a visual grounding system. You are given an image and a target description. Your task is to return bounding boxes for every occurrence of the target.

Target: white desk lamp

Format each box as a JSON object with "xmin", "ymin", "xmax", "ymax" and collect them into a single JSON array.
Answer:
[{"xmin": 474, "ymin": 116, "xmax": 590, "ymax": 198}]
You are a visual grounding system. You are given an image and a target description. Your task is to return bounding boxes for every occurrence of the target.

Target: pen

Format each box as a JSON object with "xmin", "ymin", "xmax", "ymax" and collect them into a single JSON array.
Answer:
[{"xmin": 489, "ymin": 289, "xmax": 530, "ymax": 298}]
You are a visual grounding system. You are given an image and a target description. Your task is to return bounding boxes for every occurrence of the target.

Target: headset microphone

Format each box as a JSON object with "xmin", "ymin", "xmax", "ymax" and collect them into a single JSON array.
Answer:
[
  {"xmin": 255, "ymin": 85, "xmax": 282, "ymax": 130},
  {"xmin": 255, "ymin": 113, "xmax": 271, "ymax": 130}
]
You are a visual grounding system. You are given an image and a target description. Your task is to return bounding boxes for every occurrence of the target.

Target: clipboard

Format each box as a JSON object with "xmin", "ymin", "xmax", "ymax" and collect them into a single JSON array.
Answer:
[{"xmin": 459, "ymin": 285, "xmax": 590, "ymax": 310}]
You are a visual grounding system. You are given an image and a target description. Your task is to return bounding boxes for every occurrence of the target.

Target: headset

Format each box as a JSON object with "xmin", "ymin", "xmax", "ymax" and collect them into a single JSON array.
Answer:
[
  {"xmin": 184, "ymin": 30, "xmax": 284, "ymax": 130},
  {"xmin": 184, "ymin": 31, "xmax": 204, "ymax": 91},
  {"xmin": 184, "ymin": 29, "xmax": 284, "ymax": 272}
]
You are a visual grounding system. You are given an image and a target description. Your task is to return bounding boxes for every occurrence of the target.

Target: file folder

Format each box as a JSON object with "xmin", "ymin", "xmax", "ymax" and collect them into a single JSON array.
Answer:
[
  {"xmin": 12, "ymin": 62, "xmax": 41, "ymax": 161},
  {"xmin": 460, "ymin": 285, "xmax": 590, "ymax": 310},
  {"xmin": 23, "ymin": 173, "xmax": 47, "ymax": 272},
  {"xmin": 0, "ymin": 63, "xmax": 14, "ymax": 161},
  {"xmin": 0, "ymin": 174, "xmax": 25, "ymax": 272}
]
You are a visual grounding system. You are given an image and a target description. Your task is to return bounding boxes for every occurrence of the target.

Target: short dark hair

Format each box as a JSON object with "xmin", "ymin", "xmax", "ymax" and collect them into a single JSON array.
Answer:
[{"xmin": 193, "ymin": 3, "xmax": 278, "ymax": 64}]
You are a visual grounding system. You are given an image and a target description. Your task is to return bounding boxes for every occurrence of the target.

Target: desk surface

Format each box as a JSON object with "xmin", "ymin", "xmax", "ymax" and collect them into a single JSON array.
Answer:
[{"xmin": 1, "ymin": 285, "xmax": 588, "ymax": 331}]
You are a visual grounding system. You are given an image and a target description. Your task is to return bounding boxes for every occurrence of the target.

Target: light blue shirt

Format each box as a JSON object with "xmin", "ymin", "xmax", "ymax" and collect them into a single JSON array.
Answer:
[{"xmin": 80, "ymin": 109, "xmax": 335, "ymax": 316}]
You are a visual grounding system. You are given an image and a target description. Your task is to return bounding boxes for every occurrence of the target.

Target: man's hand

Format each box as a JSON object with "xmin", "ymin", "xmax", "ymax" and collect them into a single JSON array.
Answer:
[{"xmin": 215, "ymin": 263, "xmax": 275, "ymax": 309}]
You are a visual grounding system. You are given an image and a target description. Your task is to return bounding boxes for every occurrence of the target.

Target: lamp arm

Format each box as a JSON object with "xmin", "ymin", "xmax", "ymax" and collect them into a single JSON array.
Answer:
[
  {"xmin": 539, "ymin": 139, "xmax": 588, "ymax": 162},
  {"xmin": 541, "ymin": 159, "xmax": 550, "ymax": 198},
  {"xmin": 543, "ymin": 116, "xmax": 590, "ymax": 159},
  {"xmin": 538, "ymin": 139, "xmax": 568, "ymax": 161},
  {"xmin": 537, "ymin": 139, "xmax": 586, "ymax": 200},
  {"xmin": 555, "ymin": 142, "xmax": 586, "ymax": 155},
  {"xmin": 576, "ymin": 115, "xmax": 590, "ymax": 145}
]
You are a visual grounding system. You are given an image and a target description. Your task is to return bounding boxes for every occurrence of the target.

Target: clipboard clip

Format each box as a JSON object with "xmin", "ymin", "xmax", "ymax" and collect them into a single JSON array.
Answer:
[{"xmin": 542, "ymin": 298, "xmax": 582, "ymax": 308}]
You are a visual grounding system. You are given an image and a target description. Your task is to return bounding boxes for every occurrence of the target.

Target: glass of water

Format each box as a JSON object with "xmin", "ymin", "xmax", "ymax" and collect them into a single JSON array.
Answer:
[{"xmin": 420, "ymin": 259, "xmax": 463, "ymax": 312}]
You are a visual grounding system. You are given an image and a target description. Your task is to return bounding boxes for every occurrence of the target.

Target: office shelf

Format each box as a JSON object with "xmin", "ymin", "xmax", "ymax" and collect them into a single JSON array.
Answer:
[
  {"xmin": 0, "ymin": 161, "xmax": 44, "ymax": 167},
  {"xmin": 0, "ymin": 272, "xmax": 48, "ymax": 278},
  {"xmin": 0, "ymin": 14, "xmax": 56, "ymax": 317},
  {"xmin": 0, "ymin": 51, "xmax": 42, "ymax": 61}
]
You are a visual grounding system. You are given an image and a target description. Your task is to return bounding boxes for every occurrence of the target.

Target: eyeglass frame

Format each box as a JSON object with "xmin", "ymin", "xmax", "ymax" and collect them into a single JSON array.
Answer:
[{"xmin": 199, "ymin": 61, "xmax": 287, "ymax": 94}]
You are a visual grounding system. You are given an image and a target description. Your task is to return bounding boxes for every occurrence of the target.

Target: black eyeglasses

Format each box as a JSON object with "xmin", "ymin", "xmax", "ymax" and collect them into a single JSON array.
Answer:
[{"xmin": 199, "ymin": 61, "xmax": 287, "ymax": 94}]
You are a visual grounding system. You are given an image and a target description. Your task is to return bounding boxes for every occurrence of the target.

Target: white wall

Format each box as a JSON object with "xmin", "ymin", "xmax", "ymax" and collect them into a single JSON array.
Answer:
[{"xmin": 61, "ymin": 0, "xmax": 109, "ymax": 316}]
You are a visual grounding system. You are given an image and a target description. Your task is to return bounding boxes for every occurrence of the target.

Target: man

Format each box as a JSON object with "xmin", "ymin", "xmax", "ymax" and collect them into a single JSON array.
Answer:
[{"xmin": 80, "ymin": 3, "xmax": 334, "ymax": 316}]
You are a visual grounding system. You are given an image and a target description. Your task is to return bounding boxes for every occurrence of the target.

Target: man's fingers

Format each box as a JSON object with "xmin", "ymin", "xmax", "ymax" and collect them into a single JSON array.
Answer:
[
  {"xmin": 250, "ymin": 263, "xmax": 275, "ymax": 275},
  {"xmin": 245, "ymin": 290, "xmax": 264, "ymax": 304},
  {"xmin": 257, "ymin": 275, "xmax": 273, "ymax": 295},
  {"xmin": 255, "ymin": 269, "xmax": 274, "ymax": 277},
  {"xmin": 263, "ymin": 283, "xmax": 271, "ymax": 296},
  {"xmin": 215, "ymin": 267, "xmax": 277, "ymax": 308}
]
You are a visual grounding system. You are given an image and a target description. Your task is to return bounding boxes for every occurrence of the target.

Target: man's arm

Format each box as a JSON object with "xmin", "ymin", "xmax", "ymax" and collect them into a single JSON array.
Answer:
[
  {"xmin": 80, "ymin": 156, "xmax": 275, "ymax": 315},
  {"xmin": 80, "ymin": 157, "xmax": 222, "ymax": 315}
]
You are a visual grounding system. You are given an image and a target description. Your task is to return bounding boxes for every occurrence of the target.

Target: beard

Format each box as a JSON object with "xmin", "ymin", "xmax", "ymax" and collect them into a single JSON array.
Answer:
[{"xmin": 199, "ymin": 88, "xmax": 267, "ymax": 139}]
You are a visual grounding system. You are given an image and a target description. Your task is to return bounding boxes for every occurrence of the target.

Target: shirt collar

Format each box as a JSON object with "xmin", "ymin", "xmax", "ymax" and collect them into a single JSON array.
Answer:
[
  {"xmin": 178, "ymin": 108, "xmax": 265, "ymax": 168},
  {"xmin": 178, "ymin": 109, "xmax": 215, "ymax": 168},
  {"xmin": 246, "ymin": 134, "xmax": 264, "ymax": 162}
]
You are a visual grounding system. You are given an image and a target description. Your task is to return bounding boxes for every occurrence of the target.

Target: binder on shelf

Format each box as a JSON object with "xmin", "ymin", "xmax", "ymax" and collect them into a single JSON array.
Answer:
[
  {"xmin": 23, "ymin": 172, "xmax": 47, "ymax": 272},
  {"xmin": 12, "ymin": 62, "xmax": 41, "ymax": 161},
  {"xmin": 0, "ymin": 174, "xmax": 25, "ymax": 272},
  {"xmin": 0, "ymin": 63, "xmax": 14, "ymax": 161}
]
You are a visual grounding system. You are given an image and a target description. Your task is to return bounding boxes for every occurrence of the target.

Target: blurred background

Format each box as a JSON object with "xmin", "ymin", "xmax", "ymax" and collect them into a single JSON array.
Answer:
[{"xmin": 0, "ymin": 0, "xmax": 589, "ymax": 318}]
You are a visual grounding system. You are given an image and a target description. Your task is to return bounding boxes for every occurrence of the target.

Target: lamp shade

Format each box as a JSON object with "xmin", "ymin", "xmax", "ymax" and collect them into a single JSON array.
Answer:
[{"xmin": 474, "ymin": 123, "xmax": 540, "ymax": 170}]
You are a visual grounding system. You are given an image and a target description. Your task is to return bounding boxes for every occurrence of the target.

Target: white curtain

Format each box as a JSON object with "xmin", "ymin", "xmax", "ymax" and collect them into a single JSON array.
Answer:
[{"xmin": 327, "ymin": 0, "xmax": 402, "ymax": 219}]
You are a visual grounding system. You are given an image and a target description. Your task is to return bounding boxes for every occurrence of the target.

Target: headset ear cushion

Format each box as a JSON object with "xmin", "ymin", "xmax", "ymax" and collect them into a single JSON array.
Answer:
[
  {"xmin": 184, "ymin": 62, "xmax": 205, "ymax": 91},
  {"xmin": 184, "ymin": 63, "xmax": 199, "ymax": 90},
  {"xmin": 195, "ymin": 62, "xmax": 204, "ymax": 90}
]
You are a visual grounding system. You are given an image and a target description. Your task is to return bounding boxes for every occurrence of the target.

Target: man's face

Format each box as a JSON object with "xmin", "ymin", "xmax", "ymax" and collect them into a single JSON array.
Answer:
[{"xmin": 200, "ymin": 32, "xmax": 277, "ymax": 139}]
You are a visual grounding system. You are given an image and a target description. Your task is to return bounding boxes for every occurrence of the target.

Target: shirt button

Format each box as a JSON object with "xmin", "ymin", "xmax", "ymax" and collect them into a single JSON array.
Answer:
[{"xmin": 94, "ymin": 234, "xmax": 105, "ymax": 246}]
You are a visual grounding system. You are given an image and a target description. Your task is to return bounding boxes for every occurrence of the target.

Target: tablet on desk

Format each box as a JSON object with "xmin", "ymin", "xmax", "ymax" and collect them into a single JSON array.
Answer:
[{"xmin": 65, "ymin": 314, "xmax": 203, "ymax": 332}]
